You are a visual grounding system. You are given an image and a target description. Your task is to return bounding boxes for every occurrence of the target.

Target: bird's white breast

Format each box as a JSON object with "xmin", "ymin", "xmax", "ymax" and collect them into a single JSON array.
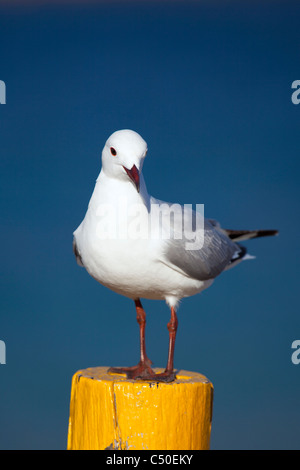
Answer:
[{"xmin": 74, "ymin": 172, "xmax": 212, "ymax": 303}]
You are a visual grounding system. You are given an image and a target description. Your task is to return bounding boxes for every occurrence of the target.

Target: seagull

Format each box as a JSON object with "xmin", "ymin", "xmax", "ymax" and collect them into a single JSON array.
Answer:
[{"xmin": 73, "ymin": 129, "xmax": 278, "ymax": 382}]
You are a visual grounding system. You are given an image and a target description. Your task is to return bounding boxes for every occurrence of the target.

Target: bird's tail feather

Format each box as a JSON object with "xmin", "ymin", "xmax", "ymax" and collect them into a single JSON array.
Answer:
[{"xmin": 224, "ymin": 229, "xmax": 278, "ymax": 242}]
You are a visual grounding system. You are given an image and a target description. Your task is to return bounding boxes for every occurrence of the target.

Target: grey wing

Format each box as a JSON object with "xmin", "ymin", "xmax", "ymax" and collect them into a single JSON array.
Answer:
[{"xmin": 151, "ymin": 198, "xmax": 241, "ymax": 281}]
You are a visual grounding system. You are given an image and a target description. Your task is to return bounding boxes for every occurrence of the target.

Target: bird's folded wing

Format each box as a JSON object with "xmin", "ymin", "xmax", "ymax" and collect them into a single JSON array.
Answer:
[{"xmin": 150, "ymin": 198, "xmax": 238, "ymax": 281}]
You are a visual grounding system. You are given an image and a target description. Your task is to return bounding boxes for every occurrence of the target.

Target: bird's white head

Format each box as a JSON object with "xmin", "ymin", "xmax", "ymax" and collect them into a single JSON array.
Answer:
[{"xmin": 101, "ymin": 129, "xmax": 148, "ymax": 193}]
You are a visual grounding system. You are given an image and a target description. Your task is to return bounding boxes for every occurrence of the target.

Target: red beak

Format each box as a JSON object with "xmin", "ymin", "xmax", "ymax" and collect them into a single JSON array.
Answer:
[{"xmin": 123, "ymin": 164, "xmax": 140, "ymax": 192}]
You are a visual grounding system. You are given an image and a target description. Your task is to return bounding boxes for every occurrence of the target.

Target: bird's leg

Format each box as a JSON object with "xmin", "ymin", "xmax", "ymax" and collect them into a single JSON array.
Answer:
[
  {"xmin": 165, "ymin": 306, "xmax": 178, "ymax": 376},
  {"xmin": 135, "ymin": 298, "xmax": 153, "ymax": 369},
  {"xmin": 108, "ymin": 303, "xmax": 178, "ymax": 383},
  {"xmin": 108, "ymin": 298, "xmax": 154, "ymax": 379},
  {"xmin": 137, "ymin": 306, "xmax": 178, "ymax": 383},
  {"xmin": 143, "ymin": 306, "xmax": 178, "ymax": 383}
]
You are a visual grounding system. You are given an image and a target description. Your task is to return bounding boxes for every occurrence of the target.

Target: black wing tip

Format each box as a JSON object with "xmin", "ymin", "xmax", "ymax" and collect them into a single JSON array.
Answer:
[
  {"xmin": 254, "ymin": 229, "xmax": 279, "ymax": 238},
  {"xmin": 229, "ymin": 244, "xmax": 247, "ymax": 265},
  {"xmin": 227, "ymin": 229, "xmax": 279, "ymax": 240}
]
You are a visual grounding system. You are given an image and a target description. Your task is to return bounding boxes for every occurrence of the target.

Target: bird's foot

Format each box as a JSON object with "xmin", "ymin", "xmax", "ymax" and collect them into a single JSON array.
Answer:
[
  {"xmin": 108, "ymin": 357, "xmax": 154, "ymax": 380},
  {"xmin": 108, "ymin": 364, "xmax": 176, "ymax": 383},
  {"xmin": 139, "ymin": 370, "xmax": 177, "ymax": 383}
]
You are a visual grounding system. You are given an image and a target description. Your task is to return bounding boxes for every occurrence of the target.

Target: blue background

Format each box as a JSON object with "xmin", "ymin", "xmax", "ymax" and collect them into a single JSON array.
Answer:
[{"xmin": 1, "ymin": 0, "xmax": 300, "ymax": 450}]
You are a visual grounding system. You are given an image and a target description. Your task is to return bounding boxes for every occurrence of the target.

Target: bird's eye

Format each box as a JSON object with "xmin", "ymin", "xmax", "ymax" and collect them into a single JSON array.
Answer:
[{"xmin": 110, "ymin": 147, "xmax": 117, "ymax": 156}]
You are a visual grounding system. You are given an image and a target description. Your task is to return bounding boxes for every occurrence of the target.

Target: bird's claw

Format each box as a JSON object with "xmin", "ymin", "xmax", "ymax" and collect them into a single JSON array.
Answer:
[
  {"xmin": 137, "ymin": 371, "xmax": 177, "ymax": 383},
  {"xmin": 108, "ymin": 365, "xmax": 176, "ymax": 383},
  {"xmin": 108, "ymin": 359, "xmax": 154, "ymax": 380}
]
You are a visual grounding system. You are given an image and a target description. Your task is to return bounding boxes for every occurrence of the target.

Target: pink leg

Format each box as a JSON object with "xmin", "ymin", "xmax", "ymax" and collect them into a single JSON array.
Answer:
[
  {"xmin": 108, "ymin": 299, "xmax": 154, "ymax": 379},
  {"xmin": 109, "ymin": 303, "xmax": 178, "ymax": 383}
]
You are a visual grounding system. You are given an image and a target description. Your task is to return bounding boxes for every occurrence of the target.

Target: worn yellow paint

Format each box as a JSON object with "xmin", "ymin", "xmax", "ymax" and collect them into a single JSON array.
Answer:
[{"xmin": 67, "ymin": 367, "xmax": 213, "ymax": 450}]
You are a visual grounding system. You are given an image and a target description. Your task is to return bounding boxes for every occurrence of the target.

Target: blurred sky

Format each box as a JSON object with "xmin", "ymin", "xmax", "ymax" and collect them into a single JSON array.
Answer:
[{"xmin": 1, "ymin": 0, "xmax": 300, "ymax": 450}]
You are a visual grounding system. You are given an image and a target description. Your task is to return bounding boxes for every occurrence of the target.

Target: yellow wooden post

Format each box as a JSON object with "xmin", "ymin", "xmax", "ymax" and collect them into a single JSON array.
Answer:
[{"xmin": 67, "ymin": 367, "xmax": 213, "ymax": 450}]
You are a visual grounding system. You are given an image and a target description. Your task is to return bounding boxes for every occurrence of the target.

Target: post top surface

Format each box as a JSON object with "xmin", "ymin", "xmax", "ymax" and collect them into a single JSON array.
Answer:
[{"xmin": 74, "ymin": 366, "xmax": 212, "ymax": 387}]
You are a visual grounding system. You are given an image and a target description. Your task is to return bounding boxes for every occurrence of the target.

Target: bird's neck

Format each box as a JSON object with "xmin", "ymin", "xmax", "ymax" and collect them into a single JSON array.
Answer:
[{"xmin": 89, "ymin": 170, "xmax": 151, "ymax": 212}]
